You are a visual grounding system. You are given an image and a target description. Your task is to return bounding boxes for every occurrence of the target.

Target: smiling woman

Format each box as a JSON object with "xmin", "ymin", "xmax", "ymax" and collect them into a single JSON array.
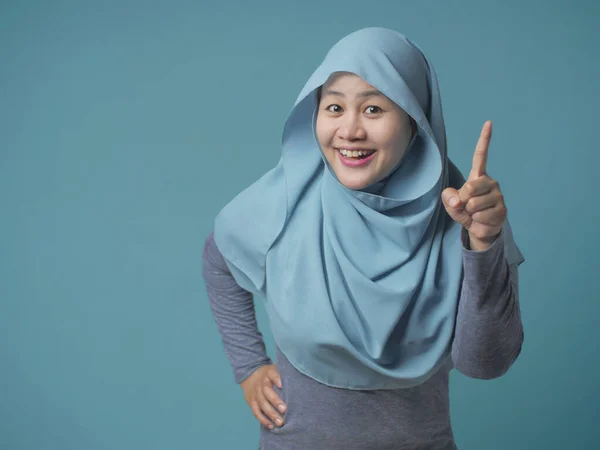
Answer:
[
  {"xmin": 316, "ymin": 73, "xmax": 416, "ymax": 190},
  {"xmin": 203, "ymin": 27, "xmax": 525, "ymax": 450}
]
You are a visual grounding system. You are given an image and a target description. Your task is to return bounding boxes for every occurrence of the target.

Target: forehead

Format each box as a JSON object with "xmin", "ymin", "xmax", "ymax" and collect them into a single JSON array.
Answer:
[{"xmin": 322, "ymin": 71, "xmax": 377, "ymax": 92}]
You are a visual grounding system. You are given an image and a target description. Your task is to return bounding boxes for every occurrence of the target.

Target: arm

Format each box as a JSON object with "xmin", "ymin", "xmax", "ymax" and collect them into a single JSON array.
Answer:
[
  {"xmin": 202, "ymin": 231, "xmax": 272, "ymax": 384},
  {"xmin": 451, "ymin": 228, "xmax": 524, "ymax": 380}
]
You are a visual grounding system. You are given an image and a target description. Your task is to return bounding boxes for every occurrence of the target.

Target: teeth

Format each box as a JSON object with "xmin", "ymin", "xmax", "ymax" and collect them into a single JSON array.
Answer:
[{"xmin": 339, "ymin": 149, "xmax": 373, "ymax": 157}]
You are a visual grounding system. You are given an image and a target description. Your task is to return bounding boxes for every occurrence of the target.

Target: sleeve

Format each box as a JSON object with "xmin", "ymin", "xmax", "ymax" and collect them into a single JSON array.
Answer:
[
  {"xmin": 202, "ymin": 231, "xmax": 272, "ymax": 384},
  {"xmin": 450, "ymin": 227, "xmax": 524, "ymax": 379}
]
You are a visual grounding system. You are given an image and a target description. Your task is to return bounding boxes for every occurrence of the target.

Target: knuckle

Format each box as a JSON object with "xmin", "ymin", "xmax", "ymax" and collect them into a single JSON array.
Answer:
[
  {"xmin": 263, "ymin": 386, "xmax": 274, "ymax": 399},
  {"xmin": 465, "ymin": 197, "xmax": 477, "ymax": 214},
  {"xmin": 258, "ymin": 398, "xmax": 269, "ymax": 411},
  {"xmin": 262, "ymin": 385, "xmax": 273, "ymax": 395},
  {"xmin": 464, "ymin": 182, "xmax": 474, "ymax": 196},
  {"xmin": 263, "ymin": 391, "xmax": 274, "ymax": 403},
  {"xmin": 260, "ymin": 395, "xmax": 272, "ymax": 407}
]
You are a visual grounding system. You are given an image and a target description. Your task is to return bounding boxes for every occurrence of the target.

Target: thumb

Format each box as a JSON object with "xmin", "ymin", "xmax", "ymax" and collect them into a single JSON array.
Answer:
[
  {"xmin": 441, "ymin": 188, "xmax": 471, "ymax": 227},
  {"xmin": 441, "ymin": 187, "xmax": 461, "ymax": 209}
]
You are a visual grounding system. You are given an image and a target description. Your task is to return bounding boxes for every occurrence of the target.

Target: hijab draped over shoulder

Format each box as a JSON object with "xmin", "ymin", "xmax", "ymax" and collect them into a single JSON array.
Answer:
[{"xmin": 213, "ymin": 27, "xmax": 523, "ymax": 389}]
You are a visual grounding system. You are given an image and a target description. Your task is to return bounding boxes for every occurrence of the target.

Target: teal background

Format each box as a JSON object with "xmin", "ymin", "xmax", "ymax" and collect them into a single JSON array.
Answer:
[{"xmin": 1, "ymin": 0, "xmax": 598, "ymax": 448}]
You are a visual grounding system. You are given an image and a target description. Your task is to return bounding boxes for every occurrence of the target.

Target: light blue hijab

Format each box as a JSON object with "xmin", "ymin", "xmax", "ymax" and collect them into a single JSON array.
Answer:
[{"xmin": 214, "ymin": 27, "xmax": 524, "ymax": 389}]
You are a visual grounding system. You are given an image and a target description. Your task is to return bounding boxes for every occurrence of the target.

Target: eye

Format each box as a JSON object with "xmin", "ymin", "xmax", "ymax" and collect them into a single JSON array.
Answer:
[
  {"xmin": 364, "ymin": 106, "xmax": 382, "ymax": 114},
  {"xmin": 325, "ymin": 104, "xmax": 343, "ymax": 113}
]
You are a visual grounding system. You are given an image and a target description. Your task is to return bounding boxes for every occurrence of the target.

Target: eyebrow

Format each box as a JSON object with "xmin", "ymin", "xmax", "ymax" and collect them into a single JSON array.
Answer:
[{"xmin": 322, "ymin": 89, "xmax": 384, "ymax": 99}]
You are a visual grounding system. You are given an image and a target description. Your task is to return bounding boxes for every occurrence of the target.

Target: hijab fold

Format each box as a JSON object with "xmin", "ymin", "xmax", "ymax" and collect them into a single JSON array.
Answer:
[{"xmin": 214, "ymin": 28, "xmax": 524, "ymax": 389}]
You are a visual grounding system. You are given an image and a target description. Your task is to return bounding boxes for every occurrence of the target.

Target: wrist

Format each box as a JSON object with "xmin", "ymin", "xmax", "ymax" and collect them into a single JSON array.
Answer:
[{"xmin": 467, "ymin": 232, "xmax": 498, "ymax": 251}]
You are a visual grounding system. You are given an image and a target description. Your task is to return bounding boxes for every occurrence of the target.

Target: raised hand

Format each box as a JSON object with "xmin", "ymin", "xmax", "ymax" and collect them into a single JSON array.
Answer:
[{"xmin": 441, "ymin": 121, "xmax": 507, "ymax": 251}]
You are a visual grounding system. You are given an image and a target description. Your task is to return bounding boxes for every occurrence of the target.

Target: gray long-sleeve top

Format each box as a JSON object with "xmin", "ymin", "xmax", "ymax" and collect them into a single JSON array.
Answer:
[{"xmin": 202, "ymin": 228, "xmax": 523, "ymax": 450}]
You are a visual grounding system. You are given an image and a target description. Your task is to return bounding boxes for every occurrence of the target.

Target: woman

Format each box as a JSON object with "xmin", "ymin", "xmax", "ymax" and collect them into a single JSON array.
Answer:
[{"xmin": 203, "ymin": 27, "xmax": 525, "ymax": 450}]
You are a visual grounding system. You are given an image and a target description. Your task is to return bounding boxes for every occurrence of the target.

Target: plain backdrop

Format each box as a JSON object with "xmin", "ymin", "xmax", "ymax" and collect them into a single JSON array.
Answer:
[{"xmin": 1, "ymin": 0, "xmax": 598, "ymax": 449}]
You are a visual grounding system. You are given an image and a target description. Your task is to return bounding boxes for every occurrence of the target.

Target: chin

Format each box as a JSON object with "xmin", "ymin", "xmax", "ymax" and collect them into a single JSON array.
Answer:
[
  {"xmin": 335, "ymin": 173, "xmax": 373, "ymax": 190},
  {"xmin": 325, "ymin": 152, "xmax": 377, "ymax": 190}
]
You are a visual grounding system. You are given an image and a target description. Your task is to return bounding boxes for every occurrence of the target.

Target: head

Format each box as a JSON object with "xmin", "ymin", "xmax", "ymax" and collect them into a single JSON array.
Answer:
[{"xmin": 315, "ymin": 72, "xmax": 416, "ymax": 191}]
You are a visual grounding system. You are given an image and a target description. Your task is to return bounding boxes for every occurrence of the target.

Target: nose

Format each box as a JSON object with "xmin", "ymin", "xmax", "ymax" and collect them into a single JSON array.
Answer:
[{"xmin": 337, "ymin": 113, "xmax": 366, "ymax": 141}]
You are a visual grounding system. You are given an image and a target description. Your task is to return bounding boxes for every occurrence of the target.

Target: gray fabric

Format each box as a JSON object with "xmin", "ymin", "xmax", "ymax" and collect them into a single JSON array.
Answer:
[{"xmin": 202, "ymin": 229, "xmax": 523, "ymax": 450}]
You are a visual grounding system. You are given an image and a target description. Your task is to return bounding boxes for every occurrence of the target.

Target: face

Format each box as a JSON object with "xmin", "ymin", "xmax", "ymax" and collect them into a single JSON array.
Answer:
[{"xmin": 315, "ymin": 72, "xmax": 415, "ymax": 190}]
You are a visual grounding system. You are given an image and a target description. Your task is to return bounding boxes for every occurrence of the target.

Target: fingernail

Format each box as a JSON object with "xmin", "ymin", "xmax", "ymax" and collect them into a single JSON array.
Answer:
[
  {"xmin": 278, "ymin": 404, "xmax": 286, "ymax": 413},
  {"xmin": 276, "ymin": 418, "xmax": 283, "ymax": 426},
  {"xmin": 449, "ymin": 197, "xmax": 459, "ymax": 207},
  {"xmin": 268, "ymin": 424, "xmax": 274, "ymax": 430}
]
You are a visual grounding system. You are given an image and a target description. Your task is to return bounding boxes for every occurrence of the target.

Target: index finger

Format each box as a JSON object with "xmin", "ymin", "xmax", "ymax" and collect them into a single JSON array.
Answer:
[
  {"xmin": 469, "ymin": 120, "xmax": 492, "ymax": 180},
  {"xmin": 268, "ymin": 367, "xmax": 282, "ymax": 389}
]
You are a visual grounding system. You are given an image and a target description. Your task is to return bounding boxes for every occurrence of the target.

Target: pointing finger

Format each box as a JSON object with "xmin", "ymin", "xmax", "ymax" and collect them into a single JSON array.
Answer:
[{"xmin": 469, "ymin": 120, "xmax": 492, "ymax": 180}]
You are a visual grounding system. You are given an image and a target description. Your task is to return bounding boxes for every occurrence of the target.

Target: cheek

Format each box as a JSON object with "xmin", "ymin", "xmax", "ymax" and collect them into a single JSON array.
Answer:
[
  {"xmin": 382, "ymin": 126, "xmax": 411, "ymax": 152},
  {"xmin": 370, "ymin": 125, "xmax": 398, "ymax": 151},
  {"xmin": 315, "ymin": 120, "xmax": 332, "ymax": 147}
]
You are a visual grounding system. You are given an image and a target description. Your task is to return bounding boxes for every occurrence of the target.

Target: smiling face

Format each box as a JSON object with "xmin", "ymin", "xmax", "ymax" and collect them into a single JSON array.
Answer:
[{"xmin": 315, "ymin": 72, "xmax": 415, "ymax": 190}]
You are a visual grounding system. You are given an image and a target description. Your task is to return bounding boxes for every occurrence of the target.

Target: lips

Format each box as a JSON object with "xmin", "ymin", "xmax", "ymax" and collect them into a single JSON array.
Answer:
[{"xmin": 335, "ymin": 148, "xmax": 377, "ymax": 167}]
